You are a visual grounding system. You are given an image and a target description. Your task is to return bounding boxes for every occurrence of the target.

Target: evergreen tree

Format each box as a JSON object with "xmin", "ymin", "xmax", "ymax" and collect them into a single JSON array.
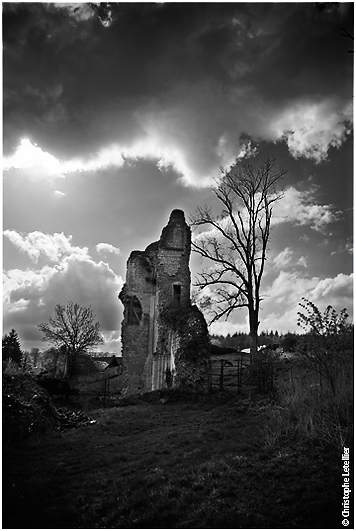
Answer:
[{"xmin": 2, "ymin": 329, "xmax": 23, "ymax": 365}]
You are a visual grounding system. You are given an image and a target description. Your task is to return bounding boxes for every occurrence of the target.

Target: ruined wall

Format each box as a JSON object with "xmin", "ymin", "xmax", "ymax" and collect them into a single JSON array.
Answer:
[
  {"xmin": 156, "ymin": 209, "xmax": 191, "ymax": 309},
  {"xmin": 119, "ymin": 209, "xmax": 210, "ymax": 393},
  {"xmin": 159, "ymin": 305, "xmax": 211, "ymax": 390},
  {"xmin": 119, "ymin": 250, "xmax": 156, "ymax": 392}
]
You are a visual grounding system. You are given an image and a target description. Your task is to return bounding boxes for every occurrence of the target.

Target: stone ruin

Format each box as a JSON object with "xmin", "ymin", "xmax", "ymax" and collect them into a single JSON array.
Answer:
[{"xmin": 119, "ymin": 209, "xmax": 210, "ymax": 393}]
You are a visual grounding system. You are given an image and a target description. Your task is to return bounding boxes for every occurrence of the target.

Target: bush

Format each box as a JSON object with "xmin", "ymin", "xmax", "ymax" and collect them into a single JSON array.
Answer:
[
  {"xmin": 280, "ymin": 333, "xmax": 298, "ymax": 352},
  {"xmin": 296, "ymin": 299, "xmax": 353, "ymax": 394},
  {"xmin": 3, "ymin": 359, "xmax": 22, "ymax": 376},
  {"xmin": 3, "ymin": 373, "xmax": 56, "ymax": 444},
  {"xmin": 264, "ymin": 300, "xmax": 353, "ymax": 452},
  {"xmin": 159, "ymin": 305, "xmax": 211, "ymax": 391},
  {"xmin": 244, "ymin": 348, "xmax": 280, "ymax": 393}
]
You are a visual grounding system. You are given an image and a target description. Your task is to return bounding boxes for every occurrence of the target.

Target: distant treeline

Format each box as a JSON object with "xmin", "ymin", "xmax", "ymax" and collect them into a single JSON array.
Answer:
[
  {"xmin": 4, "ymin": 328, "xmax": 302, "ymax": 373},
  {"xmin": 2, "ymin": 329, "xmax": 117, "ymax": 378},
  {"xmin": 211, "ymin": 331, "xmax": 300, "ymax": 352}
]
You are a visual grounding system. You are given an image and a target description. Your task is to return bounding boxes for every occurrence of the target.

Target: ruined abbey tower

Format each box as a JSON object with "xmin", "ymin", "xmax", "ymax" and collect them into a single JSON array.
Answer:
[{"xmin": 119, "ymin": 209, "xmax": 210, "ymax": 393}]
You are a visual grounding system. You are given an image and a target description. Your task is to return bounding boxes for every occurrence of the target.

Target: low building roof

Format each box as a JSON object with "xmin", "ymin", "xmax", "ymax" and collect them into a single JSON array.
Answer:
[
  {"xmin": 91, "ymin": 354, "xmax": 124, "ymax": 368},
  {"xmin": 210, "ymin": 344, "xmax": 239, "ymax": 356}
]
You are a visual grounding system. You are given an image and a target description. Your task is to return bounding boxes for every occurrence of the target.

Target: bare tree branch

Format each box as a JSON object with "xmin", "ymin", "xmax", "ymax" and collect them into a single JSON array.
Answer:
[
  {"xmin": 38, "ymin": 301, "xmax": 104, "ymax": 377},
  {"xmin": 190, "ymin": 155, "xmax": 286, "ymax": 361}
]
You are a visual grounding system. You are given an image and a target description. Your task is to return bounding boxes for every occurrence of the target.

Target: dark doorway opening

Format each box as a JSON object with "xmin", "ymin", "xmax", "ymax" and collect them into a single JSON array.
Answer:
[{"xmin": 173, "ymin": 285, "xmax": 181, "ymax": 304}]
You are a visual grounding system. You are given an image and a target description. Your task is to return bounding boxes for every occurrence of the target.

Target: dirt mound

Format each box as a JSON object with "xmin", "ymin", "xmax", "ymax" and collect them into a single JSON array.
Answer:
[
  {"xmin": 3, "ymin": 373, "xmax": 57, "ymax": 444},
  {"xmin": 54, "ymin": 407, "xmax": 97, "ymax": 430},
  {"xmin": 3, "ymin": 374, "xmax": 96, "ymax": 444}
]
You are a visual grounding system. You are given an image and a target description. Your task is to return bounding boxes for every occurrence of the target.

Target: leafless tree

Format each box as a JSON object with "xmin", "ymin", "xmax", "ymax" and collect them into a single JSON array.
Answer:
[
  {"xmin": 38, "ymin": 301, "xmax": 103, "ymax": 377},
  {"xmin": 190, "ymin": 156, "xmax": 285, "ymax": 362}
]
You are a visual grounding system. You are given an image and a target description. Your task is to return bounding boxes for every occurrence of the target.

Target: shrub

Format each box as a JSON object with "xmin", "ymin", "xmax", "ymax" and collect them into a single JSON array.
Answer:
[
  {"xmin": 244, "ymin": 347, "xmax": 280, "ymax": 393},
  {"xmin": 296, "ymin": 299, "xmax": 353, "ymax": 394},
  {"xmin": 280, "ymin": 333, "xmax": 298, "ymax": 352},
  {"xmin": 264, "ymin": 300, "xmax": 353, "ymax": 452},
  {"xmin": 159, "ymin": 305, "xmax": 211, "ymax": 391},
  {"xmin": 3, "ymin": 373, "xmax": 56, "ymax": 444},
  {"xmin": 3, "ymin": 358, "xmax": 23, "ymax": 376}
]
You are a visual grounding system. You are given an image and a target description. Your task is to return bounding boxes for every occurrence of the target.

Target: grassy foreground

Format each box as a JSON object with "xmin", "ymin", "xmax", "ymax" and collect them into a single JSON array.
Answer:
[{"xmin": 3, "ymin": 390, "xmax": 343, "ymax": 529}]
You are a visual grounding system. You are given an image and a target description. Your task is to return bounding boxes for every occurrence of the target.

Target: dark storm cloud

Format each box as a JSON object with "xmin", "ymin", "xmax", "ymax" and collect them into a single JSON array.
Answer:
[
  {"xmin": 233, "ymin": 3, "xmax": 353, "ymax": 102},
  {"xmin": 3, "ymin": 2, "xmax": 353, "ymax": 182},
  {"xmin": 4, "ymin": 3, "xmax": 247, "ymax": 151}
]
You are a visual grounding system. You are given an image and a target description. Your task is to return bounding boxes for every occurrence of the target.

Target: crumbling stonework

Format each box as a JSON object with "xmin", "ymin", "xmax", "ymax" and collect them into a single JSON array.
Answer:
[{"xmin": 119, "ymin": 210, "xmax": 210, "ymax": 393}]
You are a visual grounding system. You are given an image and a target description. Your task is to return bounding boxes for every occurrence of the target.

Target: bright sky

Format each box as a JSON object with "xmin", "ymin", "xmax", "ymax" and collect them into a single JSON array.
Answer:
[{"xmin": 3, "ymin": 2, "xmax": 353, "ymax": 352}]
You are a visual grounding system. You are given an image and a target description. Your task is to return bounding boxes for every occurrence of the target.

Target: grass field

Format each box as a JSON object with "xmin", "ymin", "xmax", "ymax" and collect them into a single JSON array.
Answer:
[{"xmin": 3, "ymin": 389, "xmax": 344, "ymax": 529}]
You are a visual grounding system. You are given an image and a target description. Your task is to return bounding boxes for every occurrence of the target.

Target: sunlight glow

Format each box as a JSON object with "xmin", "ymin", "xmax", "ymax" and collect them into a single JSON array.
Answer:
[
  {"xmin": 3, "ymin": 135, "xmax": 210, "ymax": 187},
  {"xmin": 3, "ymin": 138, "xmax": 127, "ymax": 178},
  {"xmin": 3, "ymin": 139, "xmax": 62, "ymax": 176}
]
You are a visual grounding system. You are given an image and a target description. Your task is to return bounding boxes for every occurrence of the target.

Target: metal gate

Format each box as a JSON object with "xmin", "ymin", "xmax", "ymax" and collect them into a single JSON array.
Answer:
[
  {"xmin": 209, "ymin": 358, "xmax": 248, "ymax": 394},
  {"xmin": 209, "ymin": 357, "xmax": 275, "ymax": 393}
]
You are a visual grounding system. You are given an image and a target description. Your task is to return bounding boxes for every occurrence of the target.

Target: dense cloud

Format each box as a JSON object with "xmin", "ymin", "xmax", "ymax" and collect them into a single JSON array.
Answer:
[
  {"xmin": 3, "ymin": 230, "xmax": 88, "ymax": 261},
  {"xmin": 3, "ymin": 230, "xmax": 123, "ymax": 350},
  {"xmin": 3, "ymin": 3, "xmax": 353, "ymax": 185},
  {"xmin": 272, "ymin": 186, "xmax": 341, "ymax": 232}
]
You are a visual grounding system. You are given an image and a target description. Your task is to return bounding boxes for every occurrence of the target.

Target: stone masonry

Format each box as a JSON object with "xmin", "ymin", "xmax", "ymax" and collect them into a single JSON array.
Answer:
[{"xmin": 119, "ymin": 209, "xmax": 210, "ymax": 393}]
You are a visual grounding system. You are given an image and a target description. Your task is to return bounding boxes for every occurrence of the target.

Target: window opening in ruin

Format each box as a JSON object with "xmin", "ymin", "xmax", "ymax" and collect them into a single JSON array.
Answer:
[
  {"xmin": 126, "ymin": 296, "xmax": 143, "ymax": 325},
  {"xmin": 173, "ymin": 284, "xmax": 182, "ymax": 304}
]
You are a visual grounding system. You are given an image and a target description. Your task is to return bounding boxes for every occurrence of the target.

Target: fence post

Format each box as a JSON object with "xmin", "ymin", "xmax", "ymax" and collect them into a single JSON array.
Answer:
[
  {"xmin": 236, "ymin": 360, "xmax": 239, "ymax": 394},
  {"xmin": 220, "ymin": 360, "xmax": 224, "ymax": 392},
  {"xmin": 237, "ymin": 359, "xmax": 241, "ymax": 394},
  {"xmin": 240, "ymin": 359, "xmax": 243, "ymax": 394}
]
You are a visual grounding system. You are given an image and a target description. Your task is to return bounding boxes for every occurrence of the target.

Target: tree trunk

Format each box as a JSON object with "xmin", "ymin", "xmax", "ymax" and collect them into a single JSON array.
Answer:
[
  {"xmin": 64, "ymin": 352, "xmax": 69, "ymax": 379},
  {"xmin": 250, "ymin": 330, "xmax": 258, "ymax": 364},
  {"xmin": 53, "ymin": 350, "xmax": 60, "ymax": 378},
  {"xmin": 65, "ymin": 349, "xmax": 75, "ymax": 382},
  {"xmin": 249, "ymin": 309, "xmax": 259, "ymax": 364}
]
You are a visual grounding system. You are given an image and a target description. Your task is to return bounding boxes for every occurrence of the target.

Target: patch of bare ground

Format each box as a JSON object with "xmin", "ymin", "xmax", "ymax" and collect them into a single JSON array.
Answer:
[{"xmin": 3, "ymin": 390, "xmax": 343, "ymax": 529}]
